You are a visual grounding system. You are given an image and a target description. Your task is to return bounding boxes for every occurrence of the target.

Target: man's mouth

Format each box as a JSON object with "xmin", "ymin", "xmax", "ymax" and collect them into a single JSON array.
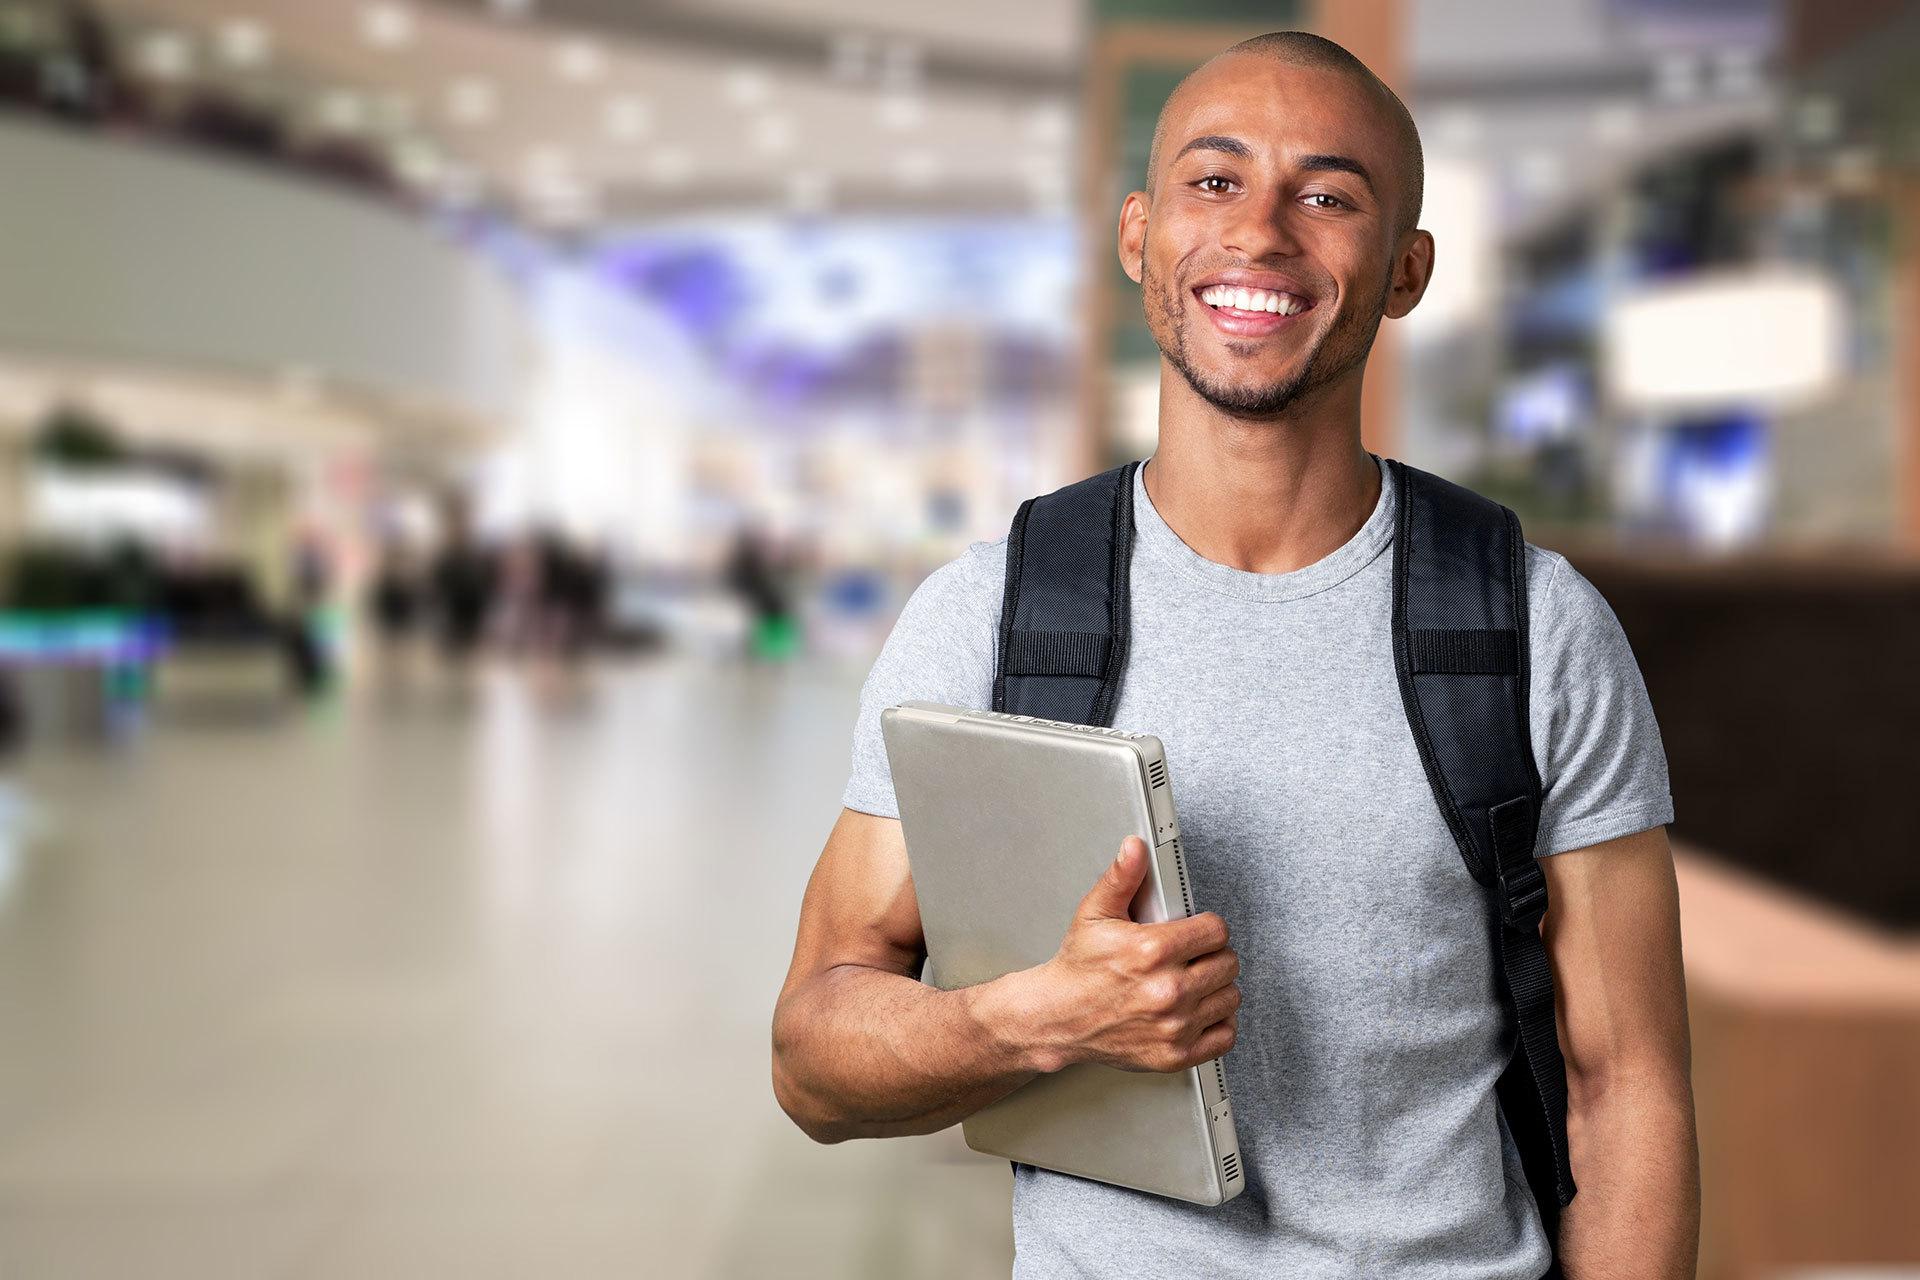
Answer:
[
  {"xmin": 1196, "ymin": 284, "xmax": 1313, "ymax": 316},
  {"xmin": 1192, "ymin": 283, "xmax": 1316, "ymax": 337}
]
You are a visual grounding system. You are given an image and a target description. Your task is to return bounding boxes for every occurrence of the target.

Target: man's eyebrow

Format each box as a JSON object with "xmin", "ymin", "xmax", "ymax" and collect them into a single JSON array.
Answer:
[
  {"xmin": 1171, "ymin": 134, "xmax": 1253, "ymax": 164},
  {"xmin": 1168, "ymin": 139, "xmax": 1377, "ymax": 193},
  {"xmin": 1294, "ymin": 153, "xmax": 1375, "ymax": 191}
]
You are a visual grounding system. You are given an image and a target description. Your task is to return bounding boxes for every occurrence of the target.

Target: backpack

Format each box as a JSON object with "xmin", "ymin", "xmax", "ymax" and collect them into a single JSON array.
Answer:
[{"xmin": 992, "ymin": 456, "xmax": 1577, "ymax": 1265}]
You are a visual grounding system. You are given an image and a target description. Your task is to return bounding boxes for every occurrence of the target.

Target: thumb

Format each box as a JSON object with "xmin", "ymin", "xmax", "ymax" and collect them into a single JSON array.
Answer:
[{"xmin": 1078, "ymin": 836, "xmax": 1149, "ymax": 922}]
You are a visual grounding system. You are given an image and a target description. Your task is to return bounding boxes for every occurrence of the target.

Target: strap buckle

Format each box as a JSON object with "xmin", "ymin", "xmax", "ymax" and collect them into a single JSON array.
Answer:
[{"xmin": 1496, "ymin": 857, "xmax": 1548, "ymax": 930}]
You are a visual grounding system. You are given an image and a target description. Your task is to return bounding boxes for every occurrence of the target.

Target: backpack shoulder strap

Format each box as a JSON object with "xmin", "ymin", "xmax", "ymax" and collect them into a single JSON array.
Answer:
[
  {"xmin": 992, "ymin": 460, "xmax": 1139, "ymax": 727},
  {"xmin": 1384, "ymin": 457, "xmax": 1578, "ymax": 1244}
]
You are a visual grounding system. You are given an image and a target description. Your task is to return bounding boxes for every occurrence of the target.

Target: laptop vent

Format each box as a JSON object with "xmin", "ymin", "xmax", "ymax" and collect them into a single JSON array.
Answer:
[
  {"xmin": 1172, "ymin": 840, "xmax": 1193, "ymax": 916},
  {"xmin": 1214, "ymin": 1060, "xmax": 1227, "ymax": 1098},
  {"xmin": 1147, "ymin": 758, "xmax": 1167, "ymax": 789},
  {"xmin": 1221, "ymin": 1152, "xmax": 1241, "ymax": 1183}
]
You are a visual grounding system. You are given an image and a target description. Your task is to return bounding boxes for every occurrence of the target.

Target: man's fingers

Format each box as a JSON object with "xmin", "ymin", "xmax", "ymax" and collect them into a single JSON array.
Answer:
[
  {"xmin": 1191, "ymin": 982, "xmax": 1241, "ymax": 1029},
  {"xmin": 1187, "ymin": 1013, "xmax": 1238, "ymax": 1064},
  {"xmin": 1183, "ymin": 947, "xmax": 1240, "ymax": 996},
  {"xmin": 1155, "ymin": 910, "xmax": 1230, "ymax": 963},
  {"xmin": 1077, "ymin": 836, "xmax": 1150, "ymax": 922}
]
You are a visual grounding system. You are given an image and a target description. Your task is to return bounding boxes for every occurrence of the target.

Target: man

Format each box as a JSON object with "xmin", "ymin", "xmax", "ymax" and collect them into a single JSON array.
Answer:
[{"xmin": 773, "ymin": 31, "xmax": 1699, "ymax": 1279}]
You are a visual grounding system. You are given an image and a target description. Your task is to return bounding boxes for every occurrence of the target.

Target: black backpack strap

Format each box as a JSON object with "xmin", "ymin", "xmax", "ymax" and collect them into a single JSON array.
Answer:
[
  {"xmin": 992, "ymin": 461, "xmax": 1139, "ymax": 726},
  {"xmin": 1385, "ymin": 458, "xmax": 1578, "ymax": 1252}
]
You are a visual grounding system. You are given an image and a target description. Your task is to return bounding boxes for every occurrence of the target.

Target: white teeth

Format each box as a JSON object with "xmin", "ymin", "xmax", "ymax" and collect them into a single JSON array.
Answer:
[{"xmin": 1199, "ymin": 284, "xmax": 1308, "ymax": 314}]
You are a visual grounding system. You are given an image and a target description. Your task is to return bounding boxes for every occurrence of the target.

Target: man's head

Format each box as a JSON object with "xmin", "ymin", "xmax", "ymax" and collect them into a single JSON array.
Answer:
[{"xmin": 1120, "ymin": 31, "xmax": 1434, "ymax": 419}]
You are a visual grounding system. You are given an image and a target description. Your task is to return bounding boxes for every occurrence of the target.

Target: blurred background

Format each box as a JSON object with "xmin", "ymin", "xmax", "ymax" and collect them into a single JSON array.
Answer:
[{"xmin": 0, "ymin": 0, "xmax": 1914, "ymax": 1276}]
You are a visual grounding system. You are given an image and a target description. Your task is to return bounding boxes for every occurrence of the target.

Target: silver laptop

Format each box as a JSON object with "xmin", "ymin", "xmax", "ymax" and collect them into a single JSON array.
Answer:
[{"xmin": 880, "ymin": 701, "xmax": 1244, "ymax": 1206}]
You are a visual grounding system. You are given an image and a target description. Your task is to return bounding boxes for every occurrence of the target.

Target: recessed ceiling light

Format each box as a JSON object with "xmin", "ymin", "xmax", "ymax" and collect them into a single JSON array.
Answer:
[
  {"xmin": 555, "ymin": 38, "xmax": 605, "ymax": 82},
  {"xmin": 605, "ymin": 94, "xmax": 650, "ymax": 140},
  {"xmin": 879, "ymin": 93, "xmax": 923, "ymax": 132},
  {"xmin": 725, "ymin": 64, "xmax": 769, "ymax": 107},
  {"xmin": 215, "ymin": 19, "xmax": 270, "ymax": 68},
  {"xmin": 752, "ymin": 113, "xmax": 794, "ymax": 154},
  {"xmin": 447, "ymin": 76, "xmax": 497, "ymax": 125},
  {"xmin": 137, "ymin": 30, "xmax": 194, "ymax": 82},
  {"xmin": 317, "ymin": 88, "xmax": 367, "ymax": 133},
  {"xmin": 362, "ymin": 3, "xmax": 415, "ymax": 51},
  {"xmin": 393, "ymin": 140, "xmax": 442, "ymax": 187}
]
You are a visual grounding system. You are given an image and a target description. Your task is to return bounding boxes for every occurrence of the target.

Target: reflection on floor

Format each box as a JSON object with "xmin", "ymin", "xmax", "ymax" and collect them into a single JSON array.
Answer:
[{"xmin": 0, "ymin": 658, "xmax": 1014, "ymax": 1279}]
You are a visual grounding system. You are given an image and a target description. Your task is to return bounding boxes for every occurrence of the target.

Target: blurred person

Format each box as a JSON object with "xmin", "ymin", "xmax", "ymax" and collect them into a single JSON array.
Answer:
[
  {"xmin": 723, "ymin": 525, "xmax": 798, "ymax": 661},
  {"xmin": 773, "ymin": 31, "xmax": 1696, "ymax": 1280},
  {"xmin": 366, "ymin": 535, "xmax": 426, "ymax": 694},
  {"xmin": 428, "ymin": 497, "xmax": 493, "ymax": 683}
]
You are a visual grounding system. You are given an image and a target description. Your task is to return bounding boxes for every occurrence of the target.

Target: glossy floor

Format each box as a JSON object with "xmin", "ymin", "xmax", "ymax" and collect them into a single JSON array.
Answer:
[{"xmin": 0, "ymin": 657, "xmax": 1013, "ymax": 1278}]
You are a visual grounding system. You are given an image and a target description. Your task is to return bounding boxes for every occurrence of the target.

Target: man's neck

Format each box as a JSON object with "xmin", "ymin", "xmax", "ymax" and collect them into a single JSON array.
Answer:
[{"xmin": 1142, "ymin": 364, "xmax": 1380, "ymax": 576}]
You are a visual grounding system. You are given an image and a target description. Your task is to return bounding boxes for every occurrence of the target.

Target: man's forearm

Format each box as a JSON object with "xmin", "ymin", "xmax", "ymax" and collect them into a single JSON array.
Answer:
[
  {"xmin": 1558, "ymin": 1068, "xmax": 1699, "ymax": 1278},
  {"xmin": 771, "ymin": 963, "xmax": 1048, "ymax": 1143}
]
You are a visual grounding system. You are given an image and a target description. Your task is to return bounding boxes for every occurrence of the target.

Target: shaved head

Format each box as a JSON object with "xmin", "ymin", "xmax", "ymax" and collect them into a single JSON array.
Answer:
[{"xmin": 1145, "ymin": 31, "xmax": 1423, "ymax": 240}]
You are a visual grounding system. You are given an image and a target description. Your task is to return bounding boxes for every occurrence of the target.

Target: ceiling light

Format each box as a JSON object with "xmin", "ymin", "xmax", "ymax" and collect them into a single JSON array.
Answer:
[
  {"xmin": 605, "ymin": 94, "xmax": 650, "ymax": 140},
  {"xmin": 393, "ymin": 140, "xmax": 442, "ymax": 187},
  {"xmin": 879, "ymin": 93, "xmax": 923, "ymax": 132},
  {"xmin": 215, "ymin": 19, "xmax": 270, "ymax": 68},
  {"xmin": 317, "ymin": 89, "xmax": 367, "ymax": 133},
  {"xmin": 447, "ymin": 76, "xmax": 497, "ymax": 125},
  {"xmin": 555, "ymin": 38, "xmax": 605, "ymax": 82},
  {"xmin": 752, "ymin": 113, "xmax": 794, "ymax": 155},
  {"xmin": 724, "ymin": 64, "xmax": 769, "ymax": 107},
  {"xmin": 136, "ymin": 30, "xmax": 194, "ymax": 82},
  {"xmin": 361, "ymin": 4, "xmax": 415, "ymax": 51}
]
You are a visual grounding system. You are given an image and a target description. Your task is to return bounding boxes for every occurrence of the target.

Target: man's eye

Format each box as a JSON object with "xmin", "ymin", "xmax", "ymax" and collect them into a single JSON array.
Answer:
[
  {"xmin": 1304, "ymin": 193, "xmax": 1349, "ymax": 210},
  {"xmin": 1196, "ymin": 176, "xmax": 1234, "ymax": 194}
]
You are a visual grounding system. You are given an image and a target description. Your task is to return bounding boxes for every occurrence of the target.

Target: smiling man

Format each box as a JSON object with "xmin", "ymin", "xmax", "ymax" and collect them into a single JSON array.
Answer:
[{"xmin": 774, "ymin": 31, "xmax": 1698, "ymax": 1279}]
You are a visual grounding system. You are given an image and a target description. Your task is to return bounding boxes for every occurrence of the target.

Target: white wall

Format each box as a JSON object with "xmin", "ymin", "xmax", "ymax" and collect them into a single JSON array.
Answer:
[{"xmin": 0, "ymin": 118, "xmax": 529, "ymax": 425}]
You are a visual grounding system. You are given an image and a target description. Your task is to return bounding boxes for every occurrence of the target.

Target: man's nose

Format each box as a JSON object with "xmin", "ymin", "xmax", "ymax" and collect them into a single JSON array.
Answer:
[{"xmin": 1220, "ymin": 191, "xmax": 1304, "ymax": 261}]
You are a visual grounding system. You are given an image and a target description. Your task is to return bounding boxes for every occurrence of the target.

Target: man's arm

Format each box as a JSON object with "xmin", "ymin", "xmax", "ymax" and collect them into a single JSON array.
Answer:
[
  {"xmin": 771, "ymin": 809, "xmax": 1240, "ymax": 1144},
  {"xmin": 1541, "ymin": 824, "xmax": 1700, "ymax": 1278}
]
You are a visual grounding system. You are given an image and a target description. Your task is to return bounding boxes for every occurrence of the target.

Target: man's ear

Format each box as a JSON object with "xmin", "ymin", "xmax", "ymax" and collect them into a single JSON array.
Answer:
[
  {"xmin": 1117, "ymin": 191, "xmax": 1148, "ymax": 285},
  {"xmin": 1383, "ymin": 228, "xmax": 1435, "ymax": 320}
]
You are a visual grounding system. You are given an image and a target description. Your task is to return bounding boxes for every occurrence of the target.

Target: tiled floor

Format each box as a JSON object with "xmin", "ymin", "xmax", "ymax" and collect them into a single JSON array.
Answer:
[{"xmin": 0, "ymin": 657, "xmax": 1014, "ymax": 1278}]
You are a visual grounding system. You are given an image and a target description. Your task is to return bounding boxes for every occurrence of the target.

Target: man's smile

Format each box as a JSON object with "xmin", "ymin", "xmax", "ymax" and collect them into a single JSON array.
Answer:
[{"xmin": 1188, "ymin": 270, "xmax": 1320, "ymax": 338}]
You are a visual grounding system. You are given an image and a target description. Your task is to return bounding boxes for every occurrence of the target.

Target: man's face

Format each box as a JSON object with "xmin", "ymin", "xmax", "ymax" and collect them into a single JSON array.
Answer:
[{"xmin": 1122, "ymin": 56, "xmax": 1422, "ymax": 418}]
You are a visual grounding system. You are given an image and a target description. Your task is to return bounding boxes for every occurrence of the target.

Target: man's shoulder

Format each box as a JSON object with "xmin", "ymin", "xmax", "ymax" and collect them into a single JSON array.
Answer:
[{"xmin": 906, "ymin": 536, "xmax": 1009, "ymax": 612}]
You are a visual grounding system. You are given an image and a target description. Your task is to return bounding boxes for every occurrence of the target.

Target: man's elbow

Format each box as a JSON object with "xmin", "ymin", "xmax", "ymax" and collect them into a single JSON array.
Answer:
[
  {"xmin": 770, "ymin": 1004, "xmax": 851, "ymax": 1145},
  {"xmin": 1565, "ymin": 1047, "xmax": 1693, "ymax": 1119}
]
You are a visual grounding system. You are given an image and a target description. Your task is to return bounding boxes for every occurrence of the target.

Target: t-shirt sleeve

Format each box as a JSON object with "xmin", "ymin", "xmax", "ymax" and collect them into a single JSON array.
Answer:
[
  {"xmin": 840, "ymin": 540, "xmax": 1005, "ymax": 819},
  {"xmin": 1527, "ymin": 552, "xmax": 1676, "ymax": 856}
]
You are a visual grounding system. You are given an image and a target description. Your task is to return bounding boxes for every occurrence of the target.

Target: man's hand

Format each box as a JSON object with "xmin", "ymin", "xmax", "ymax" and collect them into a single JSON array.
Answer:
[{"xmin": 1012, "ymin": 835, "xmax": 1241, "ymax": 1075}]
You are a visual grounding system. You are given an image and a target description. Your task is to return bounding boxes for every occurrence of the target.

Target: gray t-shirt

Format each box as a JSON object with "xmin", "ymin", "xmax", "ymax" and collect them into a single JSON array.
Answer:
[{"xmin": 842, "ymin": 455, "xmax": 1674, "ymax": 1279}]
